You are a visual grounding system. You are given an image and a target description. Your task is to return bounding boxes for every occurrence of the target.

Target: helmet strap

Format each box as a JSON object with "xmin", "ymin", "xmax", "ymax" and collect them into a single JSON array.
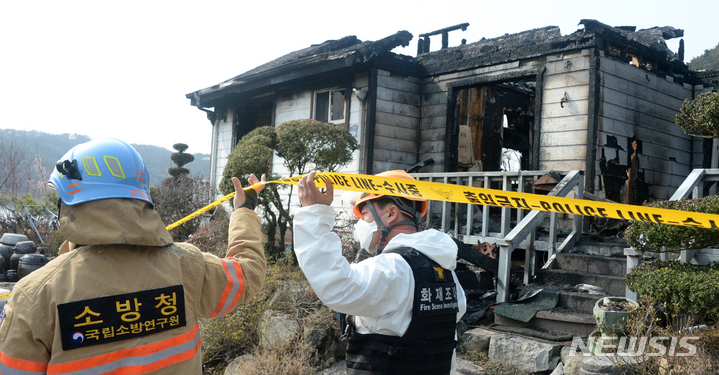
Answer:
[{"xmin": 366, "ymin": 201, "xmax": 419, "ymax": 254}]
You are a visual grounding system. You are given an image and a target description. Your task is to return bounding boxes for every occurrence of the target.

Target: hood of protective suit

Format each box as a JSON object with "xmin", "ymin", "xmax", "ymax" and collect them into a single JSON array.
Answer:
[
  {"xmin": 382, "ymin": 229, "xmax": 458, "ymax": 270},
  {"xmin": 59, "ymin": 198, "xmax": 173, "ymax": 248}
]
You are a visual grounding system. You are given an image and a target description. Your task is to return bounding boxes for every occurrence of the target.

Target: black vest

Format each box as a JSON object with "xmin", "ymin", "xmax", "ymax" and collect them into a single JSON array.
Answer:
[{"xmin": 345, "ymin": 247, "xmax": 459, "ymax": 375}]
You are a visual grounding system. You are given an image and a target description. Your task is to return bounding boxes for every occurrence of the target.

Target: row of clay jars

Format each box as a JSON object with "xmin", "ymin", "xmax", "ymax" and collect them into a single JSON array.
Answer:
[
  {"xmin": 0, "ymin": 240, "xmax": 48, "ymax": 281},
  {"xmin": 0, "ymin": 233, "xmax": 29, "ymax": 272}
]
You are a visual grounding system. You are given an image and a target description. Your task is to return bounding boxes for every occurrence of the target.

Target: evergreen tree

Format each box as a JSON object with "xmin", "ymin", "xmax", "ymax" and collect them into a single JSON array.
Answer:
[
  {"xmin": 688, "ymin": 42, "xmax": 719, "ymax": 70},
  {"xmin": 167, "ymin": 143, "xmax": 195, "ymax": 179}
]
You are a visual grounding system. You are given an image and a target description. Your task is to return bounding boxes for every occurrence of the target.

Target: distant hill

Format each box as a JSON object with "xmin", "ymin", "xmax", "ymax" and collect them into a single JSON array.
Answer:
[
  {"xmin": 689, "ymin": 42, "xmax": 719, "ymax": 70},
  {"xmin": 0, "ymin": 129, "xmax": 210, "ymax": 194}
]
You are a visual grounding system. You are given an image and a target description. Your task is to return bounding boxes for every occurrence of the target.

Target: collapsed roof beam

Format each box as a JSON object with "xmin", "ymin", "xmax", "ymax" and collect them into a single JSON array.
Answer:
[{"xmin": 417, "ymin": 22, "xmax": 469, "ymax": 55}]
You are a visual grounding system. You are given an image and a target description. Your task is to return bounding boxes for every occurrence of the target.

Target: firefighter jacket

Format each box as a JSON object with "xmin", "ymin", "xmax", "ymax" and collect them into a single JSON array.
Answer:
[
  {"xmin": 293, "ymin": 204, "xmax": 467, "ymax": 374},
  {"xmin": 0, "ymin": 198, "xmax": 266, "ymax": 374}
]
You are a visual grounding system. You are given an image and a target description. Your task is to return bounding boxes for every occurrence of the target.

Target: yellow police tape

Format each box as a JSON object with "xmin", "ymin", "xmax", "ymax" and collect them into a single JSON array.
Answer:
[{"xmin": 165, "ymin": 172, "xmax": 719, "ymax": 231}]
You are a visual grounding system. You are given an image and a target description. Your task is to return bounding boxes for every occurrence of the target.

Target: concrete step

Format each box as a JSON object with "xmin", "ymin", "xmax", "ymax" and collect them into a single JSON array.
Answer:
[
  {"xmin": 572, "ymin": 241, "xmax": 628, "ymax": 257},
  {"xmin": 557, "ymin": 290, "xmax": 606, "ymax": 313},
  {"xmin": 519, "ymin": 287, "xmax": 606, "ymax": 315},
  {"xmin": 552, "ymin": 253, "xmax": 626, "ymax": 277},
  {"xmin": 535, "ymin": 269, "xmax": 626, "ymax": 297},
  {"xmin": 494, "ymin": 308, "xmax": 596, "ymax": 337}
]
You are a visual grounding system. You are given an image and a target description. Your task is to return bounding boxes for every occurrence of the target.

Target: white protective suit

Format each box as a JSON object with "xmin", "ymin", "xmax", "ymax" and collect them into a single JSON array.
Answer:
[{"xmin": 293, "ymin": 204, "xmax": 467, "ymax": 373}]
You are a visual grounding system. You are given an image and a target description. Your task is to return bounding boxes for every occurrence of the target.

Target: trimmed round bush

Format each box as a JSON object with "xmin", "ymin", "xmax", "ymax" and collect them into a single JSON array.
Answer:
[
  {"xmin": 625, "ymin": 195, "xmax": 719, "ymax": 252},
  {"xmin": 626, "ymin": 260, "xmax": 719, "ymax": 323}
]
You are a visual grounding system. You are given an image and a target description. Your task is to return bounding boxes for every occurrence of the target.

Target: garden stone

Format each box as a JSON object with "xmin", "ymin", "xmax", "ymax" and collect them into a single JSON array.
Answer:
[
  {"xmin": 223, "ymin": 355, "xmax": 249, "ymax": 375},
  {"xmin": 580, "ymin": 355, "xmax": 620, "ymax": 374},
  {"xmin": 266, "ymin": 280, "xmax": 307, "ymax": 311},
  {"xmin": 315, "ymin": 361, "xmax": 346, "ymax": 375},
  {"xmin": 455, "ymin": 358, "xmax": 487, "ymax": 374},
  {"xmin": 323, "ymin": 340, "xmax": 346, "ymax": 362},
  {"xmin": 259, "ymin": 310, "xmax": 300, "ymax": 349},
  {"xmin": 561, "ymin": 345, "xmax": 587, "ymax": 375},
  {"xmin": 303, "ymin": 327, "xmax": 328, "ymax": 351},
  {"xmin": 459, "ymin": 328, "xmax": 494, "ymax": 353},
  {"xmin": 489, "ymin": 334, "xmax": 561, "ymax": 373}
]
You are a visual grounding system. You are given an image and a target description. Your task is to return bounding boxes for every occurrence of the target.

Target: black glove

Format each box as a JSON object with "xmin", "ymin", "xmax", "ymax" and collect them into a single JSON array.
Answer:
[{"xmin": 238, "ymin": 189, "xmax": 258, "ymax": 210}]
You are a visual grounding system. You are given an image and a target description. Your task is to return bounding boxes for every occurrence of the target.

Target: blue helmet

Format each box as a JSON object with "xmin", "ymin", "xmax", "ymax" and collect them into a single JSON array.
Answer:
[{"xmin": 49, "ymin": 139, "xmax": 153, "ymax": 207}]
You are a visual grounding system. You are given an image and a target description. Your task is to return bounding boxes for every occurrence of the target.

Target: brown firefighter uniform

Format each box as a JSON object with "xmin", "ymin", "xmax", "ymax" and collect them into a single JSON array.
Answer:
[{"xmin": 0, "ymin": 198, "xmax": 266, "ymax": 374}]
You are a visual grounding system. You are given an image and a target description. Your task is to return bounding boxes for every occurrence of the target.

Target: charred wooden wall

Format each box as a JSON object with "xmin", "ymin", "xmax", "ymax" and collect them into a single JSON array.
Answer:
[
  {"xmin": 372, "ymin": 70, "xmax": 421, "ymax": 172},
  {"xmin": 538, "ymin": 51, "xmax": 592, "ymax": 171},
  {"xmin": 596, "ymin": 55, "xmax": 693, "ymax": 201}
]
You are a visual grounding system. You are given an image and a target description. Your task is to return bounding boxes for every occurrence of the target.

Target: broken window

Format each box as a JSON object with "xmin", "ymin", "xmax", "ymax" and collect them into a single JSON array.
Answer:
[{"xmin": 313, "ymin": 88, "xmax": 345, "ymax": 123}]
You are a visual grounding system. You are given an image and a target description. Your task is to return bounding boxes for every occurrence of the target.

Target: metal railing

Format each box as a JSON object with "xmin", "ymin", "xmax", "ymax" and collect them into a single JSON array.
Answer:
[{"xmin": 411, "ymin": 170, "xmax": 584, "ymax": 302}]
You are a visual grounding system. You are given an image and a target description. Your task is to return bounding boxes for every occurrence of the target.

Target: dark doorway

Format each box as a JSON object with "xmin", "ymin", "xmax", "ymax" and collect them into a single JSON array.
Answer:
[{"xmin": 455, "ymin": 80, "xmax": 535, "ymax": 172}]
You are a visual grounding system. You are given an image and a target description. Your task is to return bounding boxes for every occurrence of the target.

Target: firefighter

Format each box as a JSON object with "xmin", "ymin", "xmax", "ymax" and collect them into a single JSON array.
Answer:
[
  {"xmin": 294, "ymin": 170, "xmax": 467, "ymax": 375},
  {"xmin": 0, "ymin": 138, "xmax": 266, "ymax": 374}
]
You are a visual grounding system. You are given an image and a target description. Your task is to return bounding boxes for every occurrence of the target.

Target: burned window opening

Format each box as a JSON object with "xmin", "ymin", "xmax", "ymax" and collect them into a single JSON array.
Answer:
[
  {"xmin": 455, "ymin": 80, "xmax": 535, "ymax": 173},
  {"xmin": 597, "ymin": 135, "xmax": 648, "ymax": 205},
  {"xmin": 232, "ymin": 101, "xmax": 273, "ymax": 146}
]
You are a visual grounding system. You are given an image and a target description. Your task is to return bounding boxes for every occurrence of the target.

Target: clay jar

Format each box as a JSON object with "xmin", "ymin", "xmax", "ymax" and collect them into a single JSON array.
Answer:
[
  {"xmin": 0, "ymin": 233, "xmax": 29, "ymax": 272},
  {"xmin": 5, "ymin": 270, "xmax": 18, "ymax": 282},
  {"xmin": 18, "ymin": 253, "xmax": 48, "ymax": 280},
  {"xmin": 11, "ymin": 241, "xmax": 37, "ymax": 270}
]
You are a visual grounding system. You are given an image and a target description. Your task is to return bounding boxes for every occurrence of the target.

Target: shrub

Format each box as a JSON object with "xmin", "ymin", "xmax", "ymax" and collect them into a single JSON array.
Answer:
[
  {"xmin": 675, "ymin": 92, "xmax": 719, "ymax": 138},
  {"xmin": 621, "ymin": 303, "xmax": 718, "ymax": 375},
  {"xmin": 153, "ymin": 174, "xmax": 217, "ymax": 241},
  {"xmin": 625, "ymin": 260, "xmax": 719, "ymax": 324},
  {"xmin": 200, "ymin": 263, "xmax": 308, "ymax": 371},
  {"xmin": 187, "ymin": 215, "xmax": 229, "ymax": 258},
  {"xmin": 462, "ymin": 351, "xmax": 526, "ymax": 375},
  {"xmin": 224, "ymin": 339, "xmax": 319, "ymax": 375},
  {"xmin": 624, "ymin": 195, "xmax": 719, "ymax": 252}
]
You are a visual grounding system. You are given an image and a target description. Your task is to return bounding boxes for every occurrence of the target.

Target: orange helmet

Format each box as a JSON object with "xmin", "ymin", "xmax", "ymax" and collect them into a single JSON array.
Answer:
[{"xmin": 352, "ymin": 170, "xmax": 428, "ymax": 221}]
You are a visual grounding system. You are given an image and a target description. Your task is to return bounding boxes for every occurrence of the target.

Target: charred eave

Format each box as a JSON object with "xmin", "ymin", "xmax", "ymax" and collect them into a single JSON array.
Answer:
[{"xmin": 187, "ymin": 31, "xmax": 415, "ymax": 109}]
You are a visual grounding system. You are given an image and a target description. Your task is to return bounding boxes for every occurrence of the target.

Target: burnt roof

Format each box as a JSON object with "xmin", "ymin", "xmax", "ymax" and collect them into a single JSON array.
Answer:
[
  {"xmin": 418, "ymin": 20, "xmax": 687, "ymax": 76},
  {"xmin": 694, "ymin": 69, "xmax": 719, "ymax": 88},
  {"xmin": 188, "ymin": 20, "xmax": 691, "ymax": 108},
  {"xmin": 416, "ymin": 26, "xmax": 569, "ymax": 75},
  {"xmin": 187, "ymin": 31, "xmax": 413, "ymax": 107}
]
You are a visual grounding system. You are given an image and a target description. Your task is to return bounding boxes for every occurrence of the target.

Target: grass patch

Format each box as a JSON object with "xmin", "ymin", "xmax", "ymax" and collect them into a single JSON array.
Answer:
[{"xmin": 462, "ymin": 351, "xmax": 527, "ymax": 375}]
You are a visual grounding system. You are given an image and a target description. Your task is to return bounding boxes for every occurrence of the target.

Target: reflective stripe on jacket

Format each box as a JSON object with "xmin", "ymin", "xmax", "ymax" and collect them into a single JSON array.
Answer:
[{"xmin": 0, "ymin": 199, "xmax": 266, "ymax": 374}]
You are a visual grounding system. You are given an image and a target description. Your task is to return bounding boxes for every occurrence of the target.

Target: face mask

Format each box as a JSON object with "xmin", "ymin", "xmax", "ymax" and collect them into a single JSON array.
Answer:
[{"xmin": 354, "ymin": 219, "xmax": 378, "ymax": 251}]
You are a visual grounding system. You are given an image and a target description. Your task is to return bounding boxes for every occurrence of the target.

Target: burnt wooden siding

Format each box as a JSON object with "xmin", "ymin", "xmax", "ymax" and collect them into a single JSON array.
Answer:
[
  {"xmin": 538, "ymin": 51, "xmax": 591, "ymax": 171},
  {"xmin": 372, "ymin": 70, "xmax": 421, "ymax": 172},
  {"xmin": 209, "ymin": 109, "xmax": 234, "ymax": 189},
  {"xmin": 420, "ymin": 75, "xmax": 447, "ymax": 173},
  {"xmin": 597, "ymin": 56, "xmax": 693, "ymax": 200}
]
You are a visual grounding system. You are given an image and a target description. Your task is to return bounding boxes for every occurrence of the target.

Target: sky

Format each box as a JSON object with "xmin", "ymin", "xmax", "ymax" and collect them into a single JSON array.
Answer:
[{"xmin": 1, "ymin": 0, "xmax": 718, "ymax": 155}]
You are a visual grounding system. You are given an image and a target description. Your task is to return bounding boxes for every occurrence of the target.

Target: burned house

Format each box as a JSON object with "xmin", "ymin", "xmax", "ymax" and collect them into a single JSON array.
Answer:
[{"xmin": 187, "ymin": 19, "xmax": 714, "ymax": 205}]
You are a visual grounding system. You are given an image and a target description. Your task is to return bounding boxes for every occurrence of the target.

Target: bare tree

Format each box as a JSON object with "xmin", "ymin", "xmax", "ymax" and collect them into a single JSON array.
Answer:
[
  {"xmin": 0, "ymin": 138, "xmax": 29, "ymax": 196},
  {"xmin": 28, "ymin": 152, "xmax": 49, "ymax": 198},
  {"xmin": 152, "ymin": 174, "xmax": 218, "ymax": 241}
]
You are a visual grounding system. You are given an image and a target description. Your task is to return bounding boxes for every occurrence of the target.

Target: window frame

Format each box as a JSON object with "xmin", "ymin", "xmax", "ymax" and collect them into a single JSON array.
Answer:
[{"xmin": 312, "ymin": 87, "xmax": 347, "ymax": 126}]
